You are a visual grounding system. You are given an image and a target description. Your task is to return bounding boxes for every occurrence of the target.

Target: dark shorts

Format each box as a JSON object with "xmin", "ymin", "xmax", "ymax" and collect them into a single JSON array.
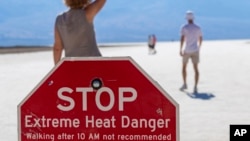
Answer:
[{"xmin": 148, "ymin": 45, "xmax": 155, "ymax": 49}]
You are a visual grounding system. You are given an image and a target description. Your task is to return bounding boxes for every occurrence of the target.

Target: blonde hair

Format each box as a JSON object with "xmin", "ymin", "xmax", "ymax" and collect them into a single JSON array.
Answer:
[{"xmin": 64, "ymin": 0, "xmax": 91, "ymax": 9}]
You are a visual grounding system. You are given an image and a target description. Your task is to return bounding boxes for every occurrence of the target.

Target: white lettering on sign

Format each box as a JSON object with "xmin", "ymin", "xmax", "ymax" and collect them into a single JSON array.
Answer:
[
  {"xmin": 121, "ymin": 116, "xmax": 171, "ymax": 132},
  {"xmin": 57, "ymin": 87, "xmax": 137, "ymax": 112},
  {"xmin": 85, "ymin": 115, "xmax": 116, "ymax": 128},
  {"xmin": 57, "ymin": 87, "xmax": 75, "ymax": 111},
  {"xmin": 119, "ymin": 88, "xmax": 137, "ymax": 111},
  {"xmin": 25, "ymin": 115, "xmax": 80, "ymax": 128}
]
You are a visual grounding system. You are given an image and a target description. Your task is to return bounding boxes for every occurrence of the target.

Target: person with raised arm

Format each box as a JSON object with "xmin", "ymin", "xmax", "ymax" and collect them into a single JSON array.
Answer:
[{"xmin": 53, "ymin": 0, "xmax": 106, "ymax": 64}]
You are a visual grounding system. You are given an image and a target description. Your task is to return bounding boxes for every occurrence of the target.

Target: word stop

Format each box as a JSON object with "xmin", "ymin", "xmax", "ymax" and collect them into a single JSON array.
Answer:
[{"xmin": 57, "ymin": 87, "xmax": 137, "ymax": 112}]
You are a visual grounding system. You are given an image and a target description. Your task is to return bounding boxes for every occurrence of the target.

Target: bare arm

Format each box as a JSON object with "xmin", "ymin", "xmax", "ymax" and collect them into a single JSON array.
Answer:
[
  {"xmin": 85, "ymin": 0, "xmax": 106, "ymax": 23},
  {"xmin": 180, "ymin": 35, "xmax": 185, "ymax": 56},
  {"xmin": 53, "ymin": 27, "xmax": 63, "ymax": 65},
  {"xmin": 199, "ymin": 36, "xmax": 203, "ymax": 49}
]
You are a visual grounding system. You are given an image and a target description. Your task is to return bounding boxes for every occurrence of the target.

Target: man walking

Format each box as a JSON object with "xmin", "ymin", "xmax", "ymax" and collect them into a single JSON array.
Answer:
[{"xmin": 179, "ymin": 11, "xmax": 203, "ymax": 93}]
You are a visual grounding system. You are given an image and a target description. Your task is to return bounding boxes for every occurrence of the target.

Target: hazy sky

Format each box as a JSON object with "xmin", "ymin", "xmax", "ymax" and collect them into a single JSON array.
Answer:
[{"xmin": 0, "ymin": 0, "xmax": 250, "ymax": 46}]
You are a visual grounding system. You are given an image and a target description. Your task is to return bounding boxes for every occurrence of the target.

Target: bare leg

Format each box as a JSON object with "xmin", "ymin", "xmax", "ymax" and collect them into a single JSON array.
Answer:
[
  {"xmin": 182, "ymin": 63, "xmax": 187, "ymax": 85},
  {"xmin": 193, "ymin": 63, "xmax": 199, "ymax": 88}
]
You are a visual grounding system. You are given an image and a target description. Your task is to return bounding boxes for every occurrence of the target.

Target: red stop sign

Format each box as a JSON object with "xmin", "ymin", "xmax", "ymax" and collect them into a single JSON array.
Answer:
[{"xmin": 18, "ymin": 57, "xmax": 179, "ymax": 141}]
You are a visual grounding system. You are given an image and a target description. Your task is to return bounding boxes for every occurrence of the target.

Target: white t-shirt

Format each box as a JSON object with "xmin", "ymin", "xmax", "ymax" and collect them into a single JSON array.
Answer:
[{"xmin": 181, "ymin": 23, "xmax": 202, "ymax": 53}]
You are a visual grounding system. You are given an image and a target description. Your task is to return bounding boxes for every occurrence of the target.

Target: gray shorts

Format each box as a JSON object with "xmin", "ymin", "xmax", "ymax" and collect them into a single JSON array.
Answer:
[{"xmin": 183, "ymin": 51, "xmax": 199, "ymax": 64}]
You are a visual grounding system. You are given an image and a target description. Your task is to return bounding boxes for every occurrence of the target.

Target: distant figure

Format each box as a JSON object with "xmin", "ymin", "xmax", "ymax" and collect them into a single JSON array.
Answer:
[
  {"xmin": 53, "ymin": 0, "xmax": 106, "ymax": 65},
  {"xmin": 148, "ymin": 34, "xmax": 157, "ymax": 55},
  {"xmin": 179, "ymin": 11, "xmax": 203, "ymax": 93}
]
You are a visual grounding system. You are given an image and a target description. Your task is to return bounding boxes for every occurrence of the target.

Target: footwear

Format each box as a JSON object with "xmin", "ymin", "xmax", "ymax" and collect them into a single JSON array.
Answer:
[
  {"xmin": 193, "ymin": 86, "xmax": 198, "ymax": 93},
  {"xmin": 180, "ymin": 84, "xmax": 187, "ymax": 91}
]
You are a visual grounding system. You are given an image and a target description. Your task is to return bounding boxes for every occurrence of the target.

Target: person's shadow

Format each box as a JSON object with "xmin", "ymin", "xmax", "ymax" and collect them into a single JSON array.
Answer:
[{"xmin": 181, "ymin": 90, "xmax": 215, "ymax": 100}]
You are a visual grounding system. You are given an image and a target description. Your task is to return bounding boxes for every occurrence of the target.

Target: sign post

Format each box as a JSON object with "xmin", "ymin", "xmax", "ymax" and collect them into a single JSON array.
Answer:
[{"xmin": 18, "ymin": 57, "xmax": 179, "ymax": 141}]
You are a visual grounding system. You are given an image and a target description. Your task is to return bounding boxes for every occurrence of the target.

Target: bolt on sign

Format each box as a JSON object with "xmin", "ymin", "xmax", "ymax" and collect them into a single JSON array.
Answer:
[{"xmin": 18, "ymin": 57, "xmax": 179, "ymax": 141}]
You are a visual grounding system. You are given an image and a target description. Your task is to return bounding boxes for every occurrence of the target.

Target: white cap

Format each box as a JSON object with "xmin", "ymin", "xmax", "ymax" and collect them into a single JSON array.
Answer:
[{"xmin": 186, "ymin": 11, "xmax": 194, "ymax": 20}]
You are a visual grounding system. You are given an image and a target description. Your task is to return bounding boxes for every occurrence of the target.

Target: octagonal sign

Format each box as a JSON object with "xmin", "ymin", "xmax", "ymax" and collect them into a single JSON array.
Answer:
[{"xmin": 18, "ymin": 57, "xmax": 179, "ymax": 141}]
